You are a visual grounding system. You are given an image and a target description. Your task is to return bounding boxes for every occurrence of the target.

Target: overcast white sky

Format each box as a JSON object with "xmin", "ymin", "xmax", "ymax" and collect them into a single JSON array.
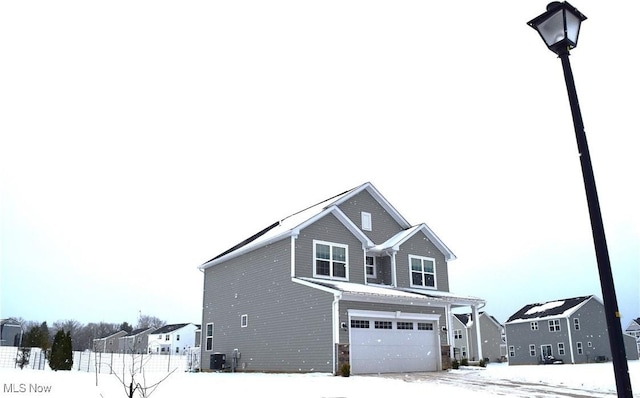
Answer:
[{"xmin": 1, "ymin": 1, "xmax": 638, "ymax": 330}]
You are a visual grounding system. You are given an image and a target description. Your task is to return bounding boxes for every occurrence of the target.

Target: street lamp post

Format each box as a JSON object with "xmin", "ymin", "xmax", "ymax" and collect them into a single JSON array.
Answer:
[{"xmin": 527, "ymin": 3, "xmax": 633, "ymax": 397}]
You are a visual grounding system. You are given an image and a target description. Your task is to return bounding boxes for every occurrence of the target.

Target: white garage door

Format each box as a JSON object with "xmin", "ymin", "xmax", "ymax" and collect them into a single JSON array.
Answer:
[{"xmin": 349, "ymin": 315, "xmax": 440, "ymax": 374}]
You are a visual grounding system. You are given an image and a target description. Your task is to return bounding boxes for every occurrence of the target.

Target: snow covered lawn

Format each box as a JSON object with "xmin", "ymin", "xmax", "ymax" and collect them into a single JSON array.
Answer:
[{"xmin": 1, "ymin": 361, "xmax": 639, "ymax": 397}]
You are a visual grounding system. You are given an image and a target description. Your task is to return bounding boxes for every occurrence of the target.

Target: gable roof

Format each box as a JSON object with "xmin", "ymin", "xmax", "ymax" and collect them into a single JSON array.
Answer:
[
  {"xmin": 123, "ymin": 327, "xmax": 155, "ymax": 337},
  {"xmin": 150, "ymin": 323, "xmax": 191, "ymax": 334},
  {"xmin": 505, "ymin": 295, "xmax": 597, "ymax": 324},
  {"xmin": 200, "ymin": 182, "xmax": 455, "ymax": 269}
]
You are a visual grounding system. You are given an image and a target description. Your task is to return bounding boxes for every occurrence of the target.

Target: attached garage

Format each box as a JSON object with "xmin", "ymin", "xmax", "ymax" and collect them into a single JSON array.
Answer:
[{"xmin": 348, "ymin": 310, "xmax": 441, "ymax": 374}]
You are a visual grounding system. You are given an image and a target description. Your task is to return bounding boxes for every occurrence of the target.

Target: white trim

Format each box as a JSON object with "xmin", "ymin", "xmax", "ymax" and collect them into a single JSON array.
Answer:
[
  {"xmin": 240, "ymin": 314, "xmax": 248, "ymax": 328},
  {"xmin": 347, "ymin": 309, "xmax": 440, "ymax": 321},
  {"xmin": 313, "ymin": 240, "xmax": 349, "ymax": 281},
  {"xmin": 566, "ymin": 317, "xmax": 575, "ymax": 364},
  {"xmin": 205, "ymin": 322, "xmax": 214, "ymax": 352},
  {"xmin": 290, "ymin": 235, "xmax": 296, "ymax": 278},
  {"xmin": 408, "ymin": 254, "xmax": 437, "ymax": 290}
]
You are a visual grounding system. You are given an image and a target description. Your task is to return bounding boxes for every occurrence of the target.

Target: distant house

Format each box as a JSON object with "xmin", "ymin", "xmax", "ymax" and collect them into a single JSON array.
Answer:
[
  {"xmin": 93, "ymin": 330, "xmax": 128, "ymax": 353},
  {"xmin": 199, "ymin": 182, "xmax": 485, "ymax": 374},
  {"xmin": 148, "ymin": 323, "xmax": 198, "ymax": 355},
  {"xmin": 452, "ymin": 312, "xmax": 506, "ymax": 362},
  {"xmin": 505, "ymin": 295, "xmax": 639, "ymax": 365},
  {"xmin": 118, "ymin": 327, "xmax": 156, "ymax": 354},
  {"xmin": 624, "ymin": 318, "xmax": 640, "ymax": 356},
  {"xmin": 0, "ymin": 319, "xmax": 22, "ymax": 347}
]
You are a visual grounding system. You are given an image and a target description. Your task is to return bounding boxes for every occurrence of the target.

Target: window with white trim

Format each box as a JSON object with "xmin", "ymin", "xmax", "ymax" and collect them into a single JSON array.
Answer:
[
  {"xmin": 509, "ymin": 346, "xmax": 515, "ymax": 357},
  {"xmin": 541, "ymin": 344, "xmax": 552, "ymax": 357},
  {"xmin": 241, "ymin": 314, "xmax": 248, "ymax": 328},
  {"xmin": 314, "ymin": 241, "xmax": 348, "ymax": 279},
  {"xmin": 576, "ymin": 341, "xmax": 583, "ymax": 354},
  {"xmin": 461, "ymin": 346, "xmax": 467, "ymax": 358},
  {"xmin": 454, "ymin": 329, "xmax": 463, "ymax": 339},
  {"xmin": 365, "ymin": 256, "xmax": 376, "ymax": 278},
  {"xmin": 530, "ymin": 321, "xmax": 539, "ymax": 331},
  {"xmin": 397, "ymin": 322, "xmax": 414, "ymax": 330},
  {"xmin": 375, "ymin": 321, "xmax": 392, "ymax": 329},
  {"xmin": 409, "ymin": 255, "xmax": 436, "ymax": 288},
  {"xmin": 361, "ymin": 212, "xmax": 372, "ymax": 231},
  {"xmin": 417, "ymin": 322, "xmax": 433, "ymax": 331},
  {"xmin": 573, "ymin": 318, "xmax": 580, "ymax": 330},
  {"xmin": 205, "ymin": 323, "xmax": 213, "ymax": 351},
  {"xmin": 558, "ymin": 342, "xmax": 565, "ymax": 355},
  {"xmin": 529, "ymin": 345, "xmax": 536, "ymax": 356},
  {"xmin": 351, "ymin": 320, "xmax": 370, "ymax": 329},
  {"xmin": 548, "ymin": 319, "xmax": 561, "ymax": 332}
]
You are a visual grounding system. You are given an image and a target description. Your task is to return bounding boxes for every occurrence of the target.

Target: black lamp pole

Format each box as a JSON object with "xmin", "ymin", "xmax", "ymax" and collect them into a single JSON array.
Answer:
[{"xmin": 528, "ymin": 3, "xmax": 632, "ymax": 397}]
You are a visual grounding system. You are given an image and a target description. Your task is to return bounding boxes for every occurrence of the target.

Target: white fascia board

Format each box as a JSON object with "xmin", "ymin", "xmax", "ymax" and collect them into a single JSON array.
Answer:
[
  {"xmin": 348, "ymin": 309, "xmax": 441, "ymax": 321},
  {"xmin": 291, "ymin": 277, "xmax": 342, "ymax": 297},
  {"xmin": 415, "ymin": 223, "xmax": 457, "ymax": 261},
  {"xmin": 332, "ymin": 182, "xmax": 411, "ymax": 229}
]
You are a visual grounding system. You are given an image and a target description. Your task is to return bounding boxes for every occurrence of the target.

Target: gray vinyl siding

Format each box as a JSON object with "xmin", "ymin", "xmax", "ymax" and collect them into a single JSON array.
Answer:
[
  {"xmin": 505, "ymin": 298, "xmax": 624, "ymax": 365},
  {"xmin": 201, "ymin": 238, "xmax": 336, "ymax": 372},
  {"xmin": 337, "ymin": 301, "xmax": 448, "ymax": 345},
  {"xmin": 294, "ymin": 213, "xmax": 367, "ymax": 284},
  {"xmin": 479, "ymin": 316, "xmax": 504, "ymax": 362},
  {"xmin": 395, "ymin": 233, "xmax": 449, "ymax": 291},
  {"xmin": 336, "ymin": 189, "xmax": 404, "ymax": 244}
]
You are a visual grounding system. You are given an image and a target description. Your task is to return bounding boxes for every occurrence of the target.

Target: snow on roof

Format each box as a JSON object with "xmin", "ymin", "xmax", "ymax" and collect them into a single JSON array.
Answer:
[
  {"xmin": 298, "ymin": 278, "xmax": 485, "ymax": 306},
  {"xmin": 506, "ymin": 296, "xmax": 595, "ymax": 324},
  {"xmin": 524, "ymin": 300, "xmax": 565, "ymax": 315}
]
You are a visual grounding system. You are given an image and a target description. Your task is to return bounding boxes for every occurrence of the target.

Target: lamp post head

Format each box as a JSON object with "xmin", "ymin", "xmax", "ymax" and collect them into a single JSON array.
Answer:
[{"xmin": 527, "ymin": 1, "xmax": 587, "ymax": 55}]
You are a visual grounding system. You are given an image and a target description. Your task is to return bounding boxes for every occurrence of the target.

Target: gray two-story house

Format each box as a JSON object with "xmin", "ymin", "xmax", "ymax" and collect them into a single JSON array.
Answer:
[
  {"xmin": 505, "ymin": 295, "xmax": 639, "ymax": 365},
  {"xmin": 118, "ymin": 327, "xmax": 156, "ymax": 354},
  {"xmin": 452, "ymin": 312, "xmax": 506, "ymax": 362},
  {"xmin": 199, "ymin": 182, "xmax": 485, "ymax": 374}
]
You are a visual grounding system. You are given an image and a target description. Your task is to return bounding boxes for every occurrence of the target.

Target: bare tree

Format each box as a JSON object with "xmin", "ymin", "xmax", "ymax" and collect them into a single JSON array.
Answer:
[
  {"xmin": 52, "ymin": 319, "xmax": 83, "ymax": 351},
  {"xmin": 136, "ymin": 315, "xmax": 166, "ymax": 330},
  {"xmin": 100, "ymin": 352, "xmax": 175, "ymax": 398}
]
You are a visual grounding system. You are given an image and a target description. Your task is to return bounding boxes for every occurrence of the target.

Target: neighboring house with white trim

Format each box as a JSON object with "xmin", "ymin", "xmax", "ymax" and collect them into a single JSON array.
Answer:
[
  {"xmin": 625, "ymin": 318, "xmax": 640, "ymax": 356},
  {"xmin": 452, "ymin": 312, "xmax": 506, "ymax": 362},
  {"xmin": 148, "ymin": 323, "xmax": 197, "ymax": 355},
  {"xmin": 505, "ymin": 295, "xmax": 639, "ymax": 365},
  {"xmin": 199, "ymin": 182, "xmax": 485, "ymax": 374}
]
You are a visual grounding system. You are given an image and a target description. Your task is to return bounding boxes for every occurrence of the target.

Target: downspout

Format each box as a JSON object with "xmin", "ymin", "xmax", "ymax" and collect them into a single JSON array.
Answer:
[
  {"xmin": 566, "ymin": 317, "xmax": 575, "ymax": 364},
  {"xmin": 445, "ymin": 304, "xmax": 454, "ymax": 359}
]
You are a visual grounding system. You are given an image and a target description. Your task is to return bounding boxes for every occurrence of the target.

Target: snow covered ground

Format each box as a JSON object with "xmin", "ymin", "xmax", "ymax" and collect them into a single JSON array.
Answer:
[{"xmin": 1, "ymin": 361, "xmax": 639, "ymax": 397}]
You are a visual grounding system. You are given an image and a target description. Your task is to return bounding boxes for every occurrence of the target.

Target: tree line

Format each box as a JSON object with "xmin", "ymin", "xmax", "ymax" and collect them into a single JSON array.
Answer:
[{"xmin": 12, "ymin": 314, "xmax": 166, "ymax": 352}]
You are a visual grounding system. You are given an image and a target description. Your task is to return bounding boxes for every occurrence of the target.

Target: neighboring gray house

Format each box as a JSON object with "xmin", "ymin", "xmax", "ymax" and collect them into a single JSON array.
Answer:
[
  {"xmin": 93, "ymin": 330, "xmax": 128, "ymax": 353},
  {"xmin": 199, "ymin": 182, "xmax": 485, "ymax": 374},
  {"xmin": 505, "ymin": 295, "xmax": 639, "ymax": 365},
  {"xmin": 625, "ymin": 318, "xmax": 640, "ymax": 356},
  {"xmin": 118, "ymin": 327, "xmax": 155, "ymax": 354},
  {"xmin": 0, "ymin": 319, "xmax": 23, "ymax": 347},
  {"xmin": 452, "ymin": 312, "xmax": 506, "ymax": 362}
]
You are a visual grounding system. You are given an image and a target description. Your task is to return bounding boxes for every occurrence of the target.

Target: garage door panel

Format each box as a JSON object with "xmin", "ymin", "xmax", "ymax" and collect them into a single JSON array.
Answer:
[{"xmin": 350, "ymin": 318, "xmax": 438, "ymax": 374}]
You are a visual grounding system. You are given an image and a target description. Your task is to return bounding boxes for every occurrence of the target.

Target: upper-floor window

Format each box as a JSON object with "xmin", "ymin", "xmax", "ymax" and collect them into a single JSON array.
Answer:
[
  {"xmin": 409, "ymin": 255, "xmax": 436, "ymax": 288},
  {"xmin": 365, "ymin": 256, "xmax": 376, "ymax": 278},
  {"xmin": 361, "ymin": 212, "xmax": 372, "ymax": 231},
  {"xmin": 548, "ymin": 319, "xmax": 561, "ymax": 332},
  {"xmin": 241, "ymin": 314, "xmax": 248, "ymax": 328},
  {"xmin": 165, "ymin": 335, "xmax": 170, "ymax": 341},
  {"xmin": 454, "ymin": 329, "xmax": 463, "ymax": 339},
  {"xmin": 530, "ymin": 321, "xmax": 539, "ymax": 331},
  {"xmin": 314, "ymin": 240, "xmax": 348, "ymax": 280},
  {"xmin": 573, "ymin": 318, "xmax": 580, "ymax": 330}
]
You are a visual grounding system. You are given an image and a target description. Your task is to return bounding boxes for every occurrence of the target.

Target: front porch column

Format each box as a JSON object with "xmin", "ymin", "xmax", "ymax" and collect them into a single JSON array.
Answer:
[{"xmin": 472, "ymin": 304, "xmax": 483, "ymax": 360}]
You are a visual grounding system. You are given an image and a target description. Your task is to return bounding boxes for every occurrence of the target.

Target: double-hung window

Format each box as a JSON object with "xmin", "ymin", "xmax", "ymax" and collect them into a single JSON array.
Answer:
[
  {"xmin": 314, "ymin": 241, "xmax": 348, "ymax": 280},
  {"xmin": 409, "ymin": 255, "xmax": 436, "ymax": 288},
  {"xmin": 365, "ymin": 256, "xmax": 376, "ymax": 278},
  {"xmin": 548, "ymin": 319, "xmax": 561, "ymax": 332},
  {"xmin": 205, "ymin": 323, "xmax": 213, "ymax": 351}
]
